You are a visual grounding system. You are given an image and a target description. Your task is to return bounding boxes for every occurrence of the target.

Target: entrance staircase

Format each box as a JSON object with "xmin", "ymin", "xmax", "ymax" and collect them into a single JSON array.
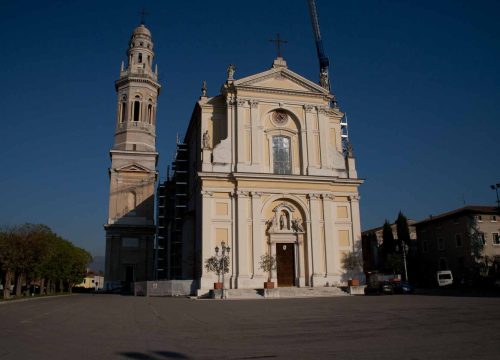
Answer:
[{"xmin": 212, "ymin": 287, "xmax": 349, "ymax": 300}]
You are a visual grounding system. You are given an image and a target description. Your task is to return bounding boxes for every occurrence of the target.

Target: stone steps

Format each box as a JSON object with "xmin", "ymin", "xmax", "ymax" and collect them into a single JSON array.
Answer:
[{"xmin": 208, "ymin": 287, "xmax": 349, "ymax": 299}]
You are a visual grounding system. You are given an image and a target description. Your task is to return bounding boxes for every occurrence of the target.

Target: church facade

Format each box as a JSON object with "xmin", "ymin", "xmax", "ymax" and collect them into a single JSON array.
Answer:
[{"xmin": 160, "ymin": 57, "xmax": 363, "ymax": 293}]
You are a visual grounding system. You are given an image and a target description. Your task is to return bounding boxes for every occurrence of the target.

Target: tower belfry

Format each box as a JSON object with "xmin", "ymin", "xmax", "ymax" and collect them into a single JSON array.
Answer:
[{"xmin": 104, "ymin": 22, "xmax": 161, "ymax": 290}]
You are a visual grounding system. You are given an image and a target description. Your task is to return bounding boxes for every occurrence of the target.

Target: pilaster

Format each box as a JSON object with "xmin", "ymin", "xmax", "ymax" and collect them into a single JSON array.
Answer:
[
  {"xmin": 200, "ymin": 190, "xmax": 215, "ymax": 290},
  {"xmin": 251, "ymin": 192, "xmax": 264, "ymax": 279},
  {"xmin": 304, "ymin": 105, "xmax": 316, "ymax": 174},
  {"xmin": 323, "ymin": 194, "xmax": 338, "ymax": 277},
  {"xmin": 235, "ymin": 191, "xmax": 250, "ymax": 287},
  {"xmin": 236, "ymin": 98, "xmax": 247, "ymax": 169},
  {"xmin": 308, "ymin": 193, "xmax": 323, "ymax": 286},
  {"xmin": 349, "ymin": 194, "xmax": 362, "ymax": 251},
  {"xmin": 250, "ymin": 100, "xmax": 262, "ymax": 167},
  {"xmin": 317, "ymin": 107, "xmax": 330, "ymax": 169}
]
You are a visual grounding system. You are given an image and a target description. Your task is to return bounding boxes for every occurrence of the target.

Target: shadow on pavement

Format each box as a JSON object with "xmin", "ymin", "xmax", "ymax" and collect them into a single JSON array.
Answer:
[
  {"xmin": 415, "ymin": 287, "xmax": 500, "ymax": 298},
  {"xmin": 119, "ymin": 351, "xmax": 189, "ymax": 359}
]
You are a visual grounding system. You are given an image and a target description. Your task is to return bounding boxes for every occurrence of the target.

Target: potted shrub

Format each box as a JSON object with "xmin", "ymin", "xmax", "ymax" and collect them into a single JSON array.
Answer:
[
  {"xmin": 342, "ymin": 250, "xmax": 363, "ymax": 286},
  {"xmin": 259, "ymin": 254, "xmax": 277, "ymax": 289},
  {"xmin": 204, "ymin": 253, "xmax": 230, "ymax": 289}
]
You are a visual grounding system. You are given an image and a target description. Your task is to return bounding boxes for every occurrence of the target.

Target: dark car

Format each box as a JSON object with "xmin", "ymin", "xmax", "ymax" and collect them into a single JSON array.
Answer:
[
  {"xmin": 364, "ymin": 281, "xmax": 394, "ymax": 295},
  {"xmin": 393, "ymin": 281, "xmax": 414, "ymax": 294}
]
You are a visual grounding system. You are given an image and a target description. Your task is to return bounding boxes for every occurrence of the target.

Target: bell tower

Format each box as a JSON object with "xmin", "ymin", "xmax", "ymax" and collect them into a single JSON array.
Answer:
[{"xmin": 104, "ymin": 22, "xmax": 161, "ymax": 290}]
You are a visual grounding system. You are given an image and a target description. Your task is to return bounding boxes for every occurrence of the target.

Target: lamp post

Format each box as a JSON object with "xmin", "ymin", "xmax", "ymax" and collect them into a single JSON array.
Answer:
[
  {"xmin": 215, "ymin": 242, "xmax": 230, "ymax": 299},
  {"xmin": 491, "ymin": 183, "xmax": 500, "ymax": 209},
  {"xmin": 396, "ymin": 242, "xmax": 409, "ymax": 282}
]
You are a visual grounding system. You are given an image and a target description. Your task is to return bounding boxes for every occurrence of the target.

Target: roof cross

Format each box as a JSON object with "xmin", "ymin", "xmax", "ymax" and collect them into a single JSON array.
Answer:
[
  {"xmin": 269, "ymin": 33, "xmax": 288, "ymax": 58},
  {"xmin": 139, "ymin": 8, "xmax": 149, "ymax": 25}
]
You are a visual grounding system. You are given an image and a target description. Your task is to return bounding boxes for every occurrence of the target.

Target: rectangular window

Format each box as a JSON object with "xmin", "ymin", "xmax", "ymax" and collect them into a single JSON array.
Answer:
[
  {"xmin": 493, "ymin": 233, "xmax": 500, "ymax": 245},
  {"xmin": 479, "ymin": 233, "xmax": 485, "ymax": 245},
  {"xmin": 438, "ymin": 238, "xmax": 445, "ymax": 251},
  {"xmin": 455, "ymin": 234, "xmax": 463, "ymax": 247},
  {"xmin": 272, "ymin": 136, "xmax": 291, "ymax": 175}
]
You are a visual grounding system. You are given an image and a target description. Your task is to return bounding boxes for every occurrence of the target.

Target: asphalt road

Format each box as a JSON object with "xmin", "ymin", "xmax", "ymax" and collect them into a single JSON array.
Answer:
[{"xmin": 1, "ymin": 293, "xmax": 499, "ymax": 359}]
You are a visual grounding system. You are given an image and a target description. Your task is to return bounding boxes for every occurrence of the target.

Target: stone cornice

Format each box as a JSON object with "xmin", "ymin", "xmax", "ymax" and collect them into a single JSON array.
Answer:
[
  {"xmin": 197, "ymin": 171, "xmax": 364, "ymax": 185},
  {"xmin": 115, "ymin": 77, "xmax": 161, "ymax": 92},
  {"xmin": 235, "ymin": 85, "xmax": 331, "ymax": 101}
]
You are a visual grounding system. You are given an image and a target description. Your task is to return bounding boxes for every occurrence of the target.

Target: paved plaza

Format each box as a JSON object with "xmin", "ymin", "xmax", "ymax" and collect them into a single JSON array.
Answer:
[{"xmin": 1, "ymin": 293, "xmax": 499, "ymax": 359}]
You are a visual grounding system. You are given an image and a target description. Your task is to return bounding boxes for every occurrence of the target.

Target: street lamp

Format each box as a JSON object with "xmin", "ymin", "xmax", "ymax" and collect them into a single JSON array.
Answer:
[
  {"xmin": 491, "ymin": 183, "xmax": 500, "ymax": 209},
  {"xmin": 215, "ymin": 242, "xmax": 230, "ymax": 299},
  {"xmin": 396, "ymin": 242, "xmax": 409, "ymax": 282}
]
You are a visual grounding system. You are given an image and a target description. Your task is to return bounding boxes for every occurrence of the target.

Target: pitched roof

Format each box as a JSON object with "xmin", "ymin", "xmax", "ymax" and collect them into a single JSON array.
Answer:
[{"xmin": 413, "ymin": 205, "xmax": 499, "ymax": 226}]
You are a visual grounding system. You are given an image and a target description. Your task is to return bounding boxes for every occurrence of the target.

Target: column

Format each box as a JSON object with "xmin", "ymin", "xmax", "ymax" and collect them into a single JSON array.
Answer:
[
  {"xmin": 251, "ymin": 192, "xmax": 264, "ymax": 280},
  {"xmin": 250, "ymin": 100, "xmax": 262, "ymax": 167},
  {"xmin": 308, "ymin": 193, "xmax": 322, "ymax": 286},
  {"xmin": 349, "ymin": 194, "xmax": 364, "ymax": 284},
  {"xmin": 236, "ymin": 98, "xmax": 247, "ymax": 169},
  {"xmin": 200, "ymin": 190, "xmax": 214, "ymax": 290},
  {"xmin": 304, "ymin": 105, "xmax": 316, "ymax": 173},
  {"xmin": 349, "ymin": 195, "xmax": 362, "ymax": 251},
  {"xmin": 323, "ymin": 194, "xmax": 336, "ymax": 276},
  {"xmin": 236, "ymin": 191, "xmax": 250, "ymax": 287},
  {"xmin": 226, "ymin": 96, "xmax": 235, "ymax": 170},
  {"xmin": 317, "ymin": 107, "xmax": 330, "ymax": 169}
]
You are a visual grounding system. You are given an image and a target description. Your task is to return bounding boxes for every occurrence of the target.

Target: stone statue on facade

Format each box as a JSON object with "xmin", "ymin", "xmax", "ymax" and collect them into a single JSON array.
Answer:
[
  {"xmin": 201, "ymin": 80, "xmax": 207, "ymax": 97},
  {"xmin": 346, "ymin": 141, "xmax": 354, "ymax": 157},
  {"xmin": 202, "ymin": 130, "xmax": 211, "ymax": 149},
  {"xmin": 320, "ymin": 68, "xmax": 329, "ymax": 89},
  {"xmin": 292, "ymin": 219, "xmax": 304, "ymax": 232},
  {"xmin": 227, "ymin": 64, "xmax": 236, "ymax": 80}
]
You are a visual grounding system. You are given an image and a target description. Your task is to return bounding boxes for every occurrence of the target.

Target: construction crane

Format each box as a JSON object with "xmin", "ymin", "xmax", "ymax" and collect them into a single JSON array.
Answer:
[
  {"xmin": 307, "ymin": 0, "xmax": 350, "ymax": 153},
  {"xmin": 307, "ymin": 0, "xmax": 331, "ymax": 92}
]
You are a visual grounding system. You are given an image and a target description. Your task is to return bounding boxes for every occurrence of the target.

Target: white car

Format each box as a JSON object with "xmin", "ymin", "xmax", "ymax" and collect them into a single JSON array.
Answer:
[{"xmin": 437, "ymin": 270, "xmax": 453, "ymax": 286}]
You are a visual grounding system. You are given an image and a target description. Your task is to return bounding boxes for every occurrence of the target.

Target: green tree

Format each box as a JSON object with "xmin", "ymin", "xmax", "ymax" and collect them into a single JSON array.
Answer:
[
  {"xmin": 0, "ymin": 227, "xmax": 18, "ymax": 299},
  {"xmin": 382, "ymin": 220, "xmax": 395, "ymax": 256},
  {"xmin": 1, "ymin": 224, "xmax": 92, "ymax": 298},
  {"xmin": 396, "ymin": 211, "xmax": 411, "ymax": 247}
]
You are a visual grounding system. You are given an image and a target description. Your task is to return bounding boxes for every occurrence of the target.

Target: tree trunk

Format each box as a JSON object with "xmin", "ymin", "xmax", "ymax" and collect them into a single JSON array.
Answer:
[
  {"xmin": 24, "ymin": 276, "xmax": 31, "ymax": 296},
  {"xmin": 40, "ymin": 278, "xmax": 45, "ymax": 295},
  {"xmin": 15, "ymin": 272, "xmax": 23, "ymax": 297},
  {"xmin": 59, "ymin": 279, "xmax": 64, "ymax": 293},
  {"xmin": 69, "ymin": 282, "xmax": 73, "ymax": 294},
  {"xmin": 46, "ymin": 279, "xmax": 52, "ymax": 295},
  {"xmin": 3, "ymin": 270, "xmax": 13, "ymax": 299}
]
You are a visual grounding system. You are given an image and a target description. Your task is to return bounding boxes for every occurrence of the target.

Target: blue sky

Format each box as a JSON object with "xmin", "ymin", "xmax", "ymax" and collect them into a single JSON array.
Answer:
[{"xmin": 1, "ymin": 0, "xmax": 499, "ymax": 256}]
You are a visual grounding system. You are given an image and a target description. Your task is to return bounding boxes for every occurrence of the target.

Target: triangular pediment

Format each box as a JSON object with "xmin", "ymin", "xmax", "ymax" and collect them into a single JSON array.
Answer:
[
  {"xmin": 234, "ymin": 65, "xmax": 330, "ymax": 96},
  {"xmin": 115, "ymin": 163, "xmax": 152, "ymax": 173}
]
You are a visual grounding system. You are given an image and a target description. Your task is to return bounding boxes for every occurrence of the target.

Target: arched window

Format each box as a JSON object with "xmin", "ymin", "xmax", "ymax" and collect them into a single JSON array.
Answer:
[
  {"xmin": 126, "ymin": 192, "xmax": 136, "ymax": 215},
  {"xmin": 273, "ymin": 136, "xmax": 291, "ymax": 174},
  {"xmin": 147, "ymin": 104, "xmax": 153, "ymax": 124},
  {"xmin": 133, "ymin": 100, "xmax": 140, "ymax": 122},
  {"xmin": 120, "ymin": 102, "xmax": 127, "ymax": 123},
  {"xmin": 138, "ymin": 53, "xmax": 142, "ymax": 63}
]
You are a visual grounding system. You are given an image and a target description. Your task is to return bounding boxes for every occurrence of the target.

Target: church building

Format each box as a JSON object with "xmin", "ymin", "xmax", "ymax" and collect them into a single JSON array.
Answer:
[
  {"xmin": 105, "ymin": 21, "xmax": 364, "ymax": 294},
  {"xmin": 159, "ymin": 57, "xmax": 363, "ymax": 293}
]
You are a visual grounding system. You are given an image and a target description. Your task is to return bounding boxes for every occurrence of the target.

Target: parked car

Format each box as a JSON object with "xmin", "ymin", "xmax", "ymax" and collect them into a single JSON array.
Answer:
[
  {"xmin": 437, "ymin": 270, "xmax": 453, "ymax": 287},
  {"xmin": 393, "ymin": 281, "xmax": 414, "ymax": 294},
  {"xmin": 364, "ymin": 281, "xmax": 394, "ymax": 295}
]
